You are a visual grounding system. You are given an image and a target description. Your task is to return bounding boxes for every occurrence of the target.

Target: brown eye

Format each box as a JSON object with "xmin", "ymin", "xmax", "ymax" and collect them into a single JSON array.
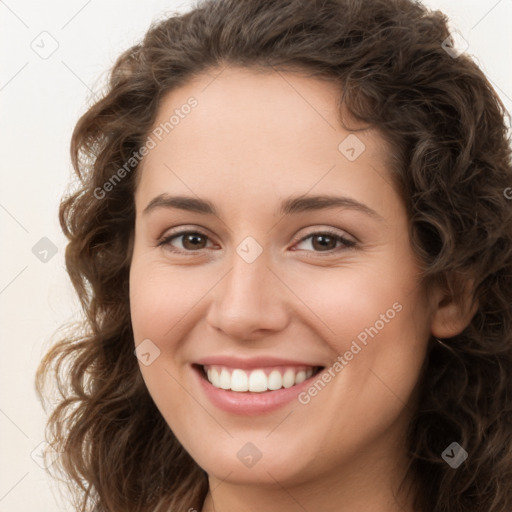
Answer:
[
  {"xmin": 294, "ymin": 230, "xmax": 356, "ymax": 253},
  {"xmin": 181, "ymin": 232, "xmax": 208, "ymax": 250},
  {"xmin": 310, "ymin": 234, "xmax": 338, "ymax": 251},
  {"xmin": 159, "ymin": 230, "xmax": 212, "ymax": 252}
]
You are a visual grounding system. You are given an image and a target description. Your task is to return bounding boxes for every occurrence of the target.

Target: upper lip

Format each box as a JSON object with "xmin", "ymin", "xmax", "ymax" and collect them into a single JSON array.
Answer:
[{"xmin": 194, "ymin": 355, "xmax": 324, "ymax": 370}]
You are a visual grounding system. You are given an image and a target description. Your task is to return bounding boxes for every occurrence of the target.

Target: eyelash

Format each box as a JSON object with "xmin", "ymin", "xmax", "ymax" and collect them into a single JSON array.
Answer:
[{"xmin": 156, "ymin": 228, "xmax": 356, "ymax": 256}]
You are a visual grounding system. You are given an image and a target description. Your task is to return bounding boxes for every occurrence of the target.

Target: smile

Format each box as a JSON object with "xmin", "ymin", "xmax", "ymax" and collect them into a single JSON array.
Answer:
[
  {"xmin": 192, "ymin": 356, "xmax": 326, "ymax": 415},
  {"xmin": 202, "ymin": 365, "xmax": 321, "ymax": 392}
]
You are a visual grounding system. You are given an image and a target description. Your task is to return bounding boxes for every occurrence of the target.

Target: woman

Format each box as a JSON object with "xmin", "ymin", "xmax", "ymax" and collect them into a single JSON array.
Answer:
[{"xmin": 36, "ymin": 0, "xmax": 512, "ymax": 511}]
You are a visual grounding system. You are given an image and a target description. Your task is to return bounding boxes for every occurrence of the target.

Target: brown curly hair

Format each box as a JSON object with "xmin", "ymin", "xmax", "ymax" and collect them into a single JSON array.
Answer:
[{"xmin": 36, "ymin": 0, "xmax": 512, "ymax": 511}]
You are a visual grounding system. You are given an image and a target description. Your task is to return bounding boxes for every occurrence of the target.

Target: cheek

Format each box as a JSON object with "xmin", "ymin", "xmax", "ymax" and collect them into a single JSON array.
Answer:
[
  {"xmin": 129, "ymin": 259, "xmax": 213, "ymax": 344},
  {"xmin": 130, "ymin": 270, "xmax": 172, "ymax": 342},
  {"xmin": 284, "ymin": 253, "xmax": 424, "ymax": 352},
  {"xmin": 129, "ymin": 260, "xmax": 204, "ymax": 435},
  {"xmin": 286, "ymin": 253, "xmax": 430, "ymax": 409}
]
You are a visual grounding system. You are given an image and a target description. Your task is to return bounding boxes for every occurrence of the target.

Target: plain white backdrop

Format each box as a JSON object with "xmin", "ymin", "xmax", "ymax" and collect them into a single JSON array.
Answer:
[{"xmin": 1, "ymin": 0, "xmax": 511, "ymax": 510}]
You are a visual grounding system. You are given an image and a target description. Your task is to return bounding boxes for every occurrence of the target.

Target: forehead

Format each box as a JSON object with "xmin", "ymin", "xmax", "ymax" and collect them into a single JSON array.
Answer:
[
  {"xmin": 147, "ymin": 65, "xmax": 362, "ymax": 154},
  {"xmin": 135, "ymin": 66, "xmax": 396, "ymax": 215}
]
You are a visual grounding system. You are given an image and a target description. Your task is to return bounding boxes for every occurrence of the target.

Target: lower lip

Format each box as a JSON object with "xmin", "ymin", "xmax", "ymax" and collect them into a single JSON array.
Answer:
[{"xmin": 193, "ymin": 365, "xmax": 320, "ymax": 416}]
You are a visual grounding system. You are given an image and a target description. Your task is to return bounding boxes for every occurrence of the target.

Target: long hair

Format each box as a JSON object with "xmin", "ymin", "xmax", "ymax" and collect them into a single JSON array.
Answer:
[{"xmin": 36, "ymin": 0, "xmax": 512, "ymax": 511}]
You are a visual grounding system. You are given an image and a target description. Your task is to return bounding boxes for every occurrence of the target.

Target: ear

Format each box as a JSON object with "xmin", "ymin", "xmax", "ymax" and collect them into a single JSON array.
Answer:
[{"xmin": 430, "ymin": 275, "xmax": 478, "ymax": 339}]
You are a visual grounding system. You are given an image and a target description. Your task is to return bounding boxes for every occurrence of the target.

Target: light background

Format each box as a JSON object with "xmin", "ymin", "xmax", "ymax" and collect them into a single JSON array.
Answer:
[{"xmin": 1, "ymin": 0, "xmax": 511, "ymax": 510}]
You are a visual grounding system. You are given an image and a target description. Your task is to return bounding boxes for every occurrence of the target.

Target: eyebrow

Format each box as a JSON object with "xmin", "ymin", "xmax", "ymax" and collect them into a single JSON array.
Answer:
[{"xmin": 142, "ymin": 193, "xmax": 384, "ymax": 221}]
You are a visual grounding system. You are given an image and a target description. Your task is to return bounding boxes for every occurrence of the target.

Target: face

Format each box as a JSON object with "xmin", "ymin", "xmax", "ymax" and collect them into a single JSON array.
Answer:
[{"xmin": 129, "ymin": 66, "xmax": 434, "ymax": 489}]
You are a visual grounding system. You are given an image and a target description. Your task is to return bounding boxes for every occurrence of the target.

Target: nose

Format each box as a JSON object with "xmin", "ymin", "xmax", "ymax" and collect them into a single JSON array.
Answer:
[{"xmin": 205, "ymin": 251, "xmax": 290, "ymax": 341}]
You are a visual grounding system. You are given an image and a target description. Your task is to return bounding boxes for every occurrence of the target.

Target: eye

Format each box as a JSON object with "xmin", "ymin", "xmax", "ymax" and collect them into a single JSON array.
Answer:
[
  {"xmin": 293, "ymin": 230, "xmax": 356, "ymax": 253},
  {"xmin": 157, "ymin": 228, "xmax": 356, "ymax": 255},
  {"xmin": 157, "ymin": 230, "xmax": 214, "ymax": 253}
]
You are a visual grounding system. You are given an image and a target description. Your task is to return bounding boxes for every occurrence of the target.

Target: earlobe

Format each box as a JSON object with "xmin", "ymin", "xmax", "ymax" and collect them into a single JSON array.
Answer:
[{"xmin": 430, "ymin": 278, "xmax": 478, "ymax": 339}]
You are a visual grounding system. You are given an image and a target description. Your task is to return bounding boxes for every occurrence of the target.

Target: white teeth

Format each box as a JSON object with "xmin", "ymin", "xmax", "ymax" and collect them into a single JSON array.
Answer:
[
  {"xmin": 203, "ymin": 365, "xmax": 316, "ymax": 392},
  {"xmin": 295, "ymin": 370, "xmax": 306, "ymax": 384},
  {"xmin": 231, "ymin": 369, "xmax": 248, "ymax": 392},
  {"xmin": 267, "ymin": 370, "xmax": 282, "ymax": 390},
  {"xmin": 209, "ymin": 368, "xmax": 220, "ymax": 388},
  {"xmin": 219, "ymin": 368, "xmax": 231, "ymax": 389},
  {"xmin": 248, "ymin": 369, "xmax": 268, "ymax": 392},
  {"xmin": 282, "ymin": 369, "xmax": 295, "ymax": 388}
]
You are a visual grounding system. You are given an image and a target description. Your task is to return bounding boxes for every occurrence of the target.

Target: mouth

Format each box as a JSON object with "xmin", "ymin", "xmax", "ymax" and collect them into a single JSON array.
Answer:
[
  {"xmin": 191, "ymin": 356, "xmax": 328, "ymax": 415},
  {"xmin": 193, "ymin": 364, "xmax": 325, "ymax": 393}
]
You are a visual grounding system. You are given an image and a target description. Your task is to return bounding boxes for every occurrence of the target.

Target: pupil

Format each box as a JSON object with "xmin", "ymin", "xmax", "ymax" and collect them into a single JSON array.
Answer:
[
  {"xmin": 313, "ymin": 234, "xmax": 335, "ymax": 251},
  {"xmin": 184, "ymin": 233, "xmax": 205, "ymax": 249}
]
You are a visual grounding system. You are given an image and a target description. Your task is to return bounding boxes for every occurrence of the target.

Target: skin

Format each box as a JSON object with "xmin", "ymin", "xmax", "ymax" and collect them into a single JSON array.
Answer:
[{"xmin": 129, "ymin": 66, "xmax": 474, "ymax": 512}]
